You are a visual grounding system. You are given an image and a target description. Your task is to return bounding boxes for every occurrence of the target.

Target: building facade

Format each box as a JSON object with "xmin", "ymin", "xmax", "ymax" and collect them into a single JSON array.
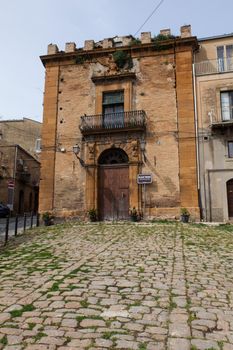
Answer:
[
  {"xmin": 0, "ymin": 118, "xmax": 41, "ymax": 214},
  {"xmin": 39, "ymin": 26, "xmax": 199, "ymax": 220},
  {"xmin": 195, "ymin": 34, "xmax": 233, "ymax": 221},
  {"xmin": 0, "ymin": 118, "xmax": 42, "ymax": 159},
  {"xmin": 0, "ymin": 143, "xmax": 40, "ymax": 214}
]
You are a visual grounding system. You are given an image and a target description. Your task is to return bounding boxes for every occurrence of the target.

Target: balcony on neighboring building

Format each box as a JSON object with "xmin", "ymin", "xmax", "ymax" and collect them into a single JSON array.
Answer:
[
  {"xmin": 195, "ymin": 57, "xmax": 233, "ymax": 76},
  {"xmin": 211, "ymin": 119, "xmax": 233, "ymax": 131},
  {"xmin": 79, "ymin": 110, "xmax": 146, "ymax": 135}
]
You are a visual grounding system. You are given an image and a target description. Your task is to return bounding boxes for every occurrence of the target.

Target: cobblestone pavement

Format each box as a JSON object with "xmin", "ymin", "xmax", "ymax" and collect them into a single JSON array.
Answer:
[{"xmin": 0, "ymin": 222, "xmax": 233, "ymax": 350}]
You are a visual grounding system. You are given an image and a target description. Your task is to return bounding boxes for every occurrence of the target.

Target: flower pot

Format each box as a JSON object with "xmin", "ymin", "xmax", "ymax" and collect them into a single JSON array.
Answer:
[
  {"xmin": 180, "ymin": 214, "xmax": 190, "ymax": 223},
  {"xmin": 131, "ymin": 216, "xmax": 138, "ymax": 222}
]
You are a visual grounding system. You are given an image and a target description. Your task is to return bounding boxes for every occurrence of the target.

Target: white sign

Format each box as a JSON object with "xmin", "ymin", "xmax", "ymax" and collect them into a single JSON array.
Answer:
[
  {"xmin": 8, "ymin": 180, "xmax": 15, "ymax": 189},
  {"xmin": 137, "ymin": 174, "xmax": 152, "ymax": 184}
]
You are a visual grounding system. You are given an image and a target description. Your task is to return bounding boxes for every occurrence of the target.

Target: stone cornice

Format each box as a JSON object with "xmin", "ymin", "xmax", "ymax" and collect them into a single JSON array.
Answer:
[
  {"xmin": 91, "ymin": 72, "xmax": 136, "ymax": 83},
  {"xmin": 40, "ymin": 37, "xmax": 198, "ymax": 67}
]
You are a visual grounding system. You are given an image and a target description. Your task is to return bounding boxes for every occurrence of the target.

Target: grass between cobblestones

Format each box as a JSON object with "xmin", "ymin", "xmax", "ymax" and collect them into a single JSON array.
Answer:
[{"xmin": 0, "ymin": 221, "xmax": 233, "ymax": 349}]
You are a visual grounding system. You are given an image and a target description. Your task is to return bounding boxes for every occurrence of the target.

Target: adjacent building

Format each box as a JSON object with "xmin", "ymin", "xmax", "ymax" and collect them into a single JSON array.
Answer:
[
  {"xmin": 0, "ymin": 118, "xmax": 41, "ymax": 213},
  {"xmin": 195, "ymin": 34, "xmax": 233, "ymax": 221},
  {"xmin": 0, "ymin": 142, "xmax": 40, "ymax": 213},
  {"xmin": 0, "ymin": 118, "xmax": 42, "ymax": 159},
  {"xmin": 39, "ymin": 25, "xmax": 199, "ymax": 220}
]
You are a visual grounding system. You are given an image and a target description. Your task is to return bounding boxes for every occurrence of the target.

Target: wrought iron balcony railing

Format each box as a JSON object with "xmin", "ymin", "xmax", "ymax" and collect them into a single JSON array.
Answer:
[
  {"xmin": 80, "ymin": 110, "xmax": 146, "ymax": 134},
  {"xmin": 195, "ymin": 57, "xmax": 233, "ymax": 76}
]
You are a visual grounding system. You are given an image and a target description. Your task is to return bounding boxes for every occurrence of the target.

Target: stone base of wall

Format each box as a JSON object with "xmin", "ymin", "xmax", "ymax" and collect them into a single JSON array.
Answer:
[
  {"xmin": 147, "ymin": 207, "xmax": 200, "ymax": 221},
  {"xmin": 41, "ymin": 206, "xmax": 200, "ymax": 222}
]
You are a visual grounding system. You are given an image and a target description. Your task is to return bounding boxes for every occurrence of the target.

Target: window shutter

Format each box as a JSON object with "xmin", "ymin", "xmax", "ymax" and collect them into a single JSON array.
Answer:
[
  {"xmin": 217, "ymin": 46, "xmax": 225, "ymax": 72},
  {"xmin": 221, "ymin": 92, "xmax": 230, "ymax": 121},
  {"xmin": 226, "ymin": 45, "xmax": 233, "ymax": 71}
]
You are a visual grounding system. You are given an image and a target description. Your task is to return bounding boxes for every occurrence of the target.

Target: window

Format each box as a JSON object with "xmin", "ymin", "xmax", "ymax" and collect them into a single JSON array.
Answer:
[
  {"xmin": 102, "ymin": 91, "xmax": 124, "ymax": 127},
  {"xmin": 217, "ymin": 46, "xmax": 224, "ymax": 72},
  {"xmin": 228, "ymin": 141, "xmax": 233, "ymax": 158},
  {"xmin": 221, "ymin": 91, "xmax": 233, "ymax": 121},
  {"xmin": 217, "ymin": 45, "xmax": 233, "ymax": 72},
  {"xmin": 35, "ymin": 138, "xmax": 41, "ymax": 153},
  {"xmin": 226, "ymin": 45, "xmax": 233, "ymax": 70}
]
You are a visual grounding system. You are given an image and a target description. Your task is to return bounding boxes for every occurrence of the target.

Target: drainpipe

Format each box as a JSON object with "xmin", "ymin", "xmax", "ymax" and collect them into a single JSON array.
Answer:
[{"xmin": 192, "ymin": 62, "xmax": 203, "ymax": 220}]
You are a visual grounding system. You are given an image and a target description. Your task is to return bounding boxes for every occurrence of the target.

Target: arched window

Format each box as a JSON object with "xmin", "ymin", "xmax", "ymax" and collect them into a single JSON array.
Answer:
[{"xmin": 98, "ymin": 148, "xmax": 129, "ymax": 165}]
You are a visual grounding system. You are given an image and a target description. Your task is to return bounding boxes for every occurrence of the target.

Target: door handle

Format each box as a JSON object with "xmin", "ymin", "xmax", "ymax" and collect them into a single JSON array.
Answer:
[{"xmin": 121, "ymin": 192, "xmax": 125, "ymax": 199}]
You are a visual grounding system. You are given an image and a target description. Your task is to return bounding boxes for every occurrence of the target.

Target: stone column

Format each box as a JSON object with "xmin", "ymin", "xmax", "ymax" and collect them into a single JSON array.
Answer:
[
  {"xmin": 176, "ymin": 48, "xmax": 199, "ymax": 217},
  {"xmin": 85, "ymin": 165, "xmax": 96, "ymax": 211},
  {"xmin": 39, "ymin": 65, "xmax": 60, "ymax": 212},
  {"xmin": 85, "ymin": 142, "xmax": 97, "ymax": 211},
  {"xmin": 129, "ymin": 162, "xmax": 139, "ymax": 210}
]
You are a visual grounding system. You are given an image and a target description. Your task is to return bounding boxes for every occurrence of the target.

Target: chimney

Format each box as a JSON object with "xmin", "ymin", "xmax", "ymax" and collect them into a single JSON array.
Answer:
[
  {"xmin": 103, "ymin": 39, "xmax": 113, "ymax": 49},
  {"xmin": 122, "ymin": 36, "xmax": 132, "ymax": 46},
  {"xmin": 141, "ymin": 32, "xmax": 152, "ymax": 44},
  {"xmin": 84, "ymin": 40, "xmax": 94, "ymax": 51},
  {"xmin": 47, "ymin": 44, "xmax": 59, "ymax": 55},
  {"xmin": 160, "ymin": 29, "xmax": 171, "ymax": 36},
  {"xmin": 65, "ymin": 42, "xmax": 76, "ymax": 53},
  {"xmin": 180, "ymin": 25, "xmax": 192, "ymax": 38}
]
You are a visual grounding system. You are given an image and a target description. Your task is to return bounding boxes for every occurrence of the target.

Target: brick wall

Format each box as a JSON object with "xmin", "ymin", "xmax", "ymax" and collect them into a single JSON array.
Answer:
[{"xmin": 39, "ymin": 35, "xmax": 199, "ymax": 219}]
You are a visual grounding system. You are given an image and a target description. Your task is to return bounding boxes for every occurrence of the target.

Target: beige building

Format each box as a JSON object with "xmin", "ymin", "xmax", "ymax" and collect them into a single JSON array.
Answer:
[
  {"xmin": 0, "ymin": 118, "xmax": 41, "ymax": 213},
  {"xmin": 195, "ymin": 34, "xmax": 233, "ymax": 221},
  {"xmin": 39, "ymin": 25, "xmax": 199, "ymax": 220},
  {"xmin": 0, "ymin": 118, "xmax": 42, "ymax": 159},
  {"xmin": 0, "ymin": 143, "xmax": 40, "ymax": 213}
]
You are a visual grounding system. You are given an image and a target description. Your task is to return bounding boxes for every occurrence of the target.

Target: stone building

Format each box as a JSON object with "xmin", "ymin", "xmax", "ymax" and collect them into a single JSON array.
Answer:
[
  {"xmin": 0, "ymin": 118, "xmax": 41, "ymax": 213},
  {"xmin": 195, "ymin": 34, "xmax": 233, "ymax": 221},
  {"xmin": 0, "ymin": 142, "xmax": 40, "ymax": 213},
  {"xmin": 39, "ymin": 25, "xmax": 199, "ymax": 220},
  {"xmin": 0, "ymin": 118, "xmax": 42, "ymax": 159}
]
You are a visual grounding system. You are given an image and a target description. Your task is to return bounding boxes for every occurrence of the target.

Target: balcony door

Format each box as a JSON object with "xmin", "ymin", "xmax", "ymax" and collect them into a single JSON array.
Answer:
[
  {"xmin": 217, "ymin": 45, "xmax": 233, "ymax": 72},
  {"xmin": 102, "ymin": 91, "xmax": 124, "ymax": 128},
  {"xmin": 98, "ymin": 148, "xmax": 129, "ymax": 220},
  {"xmin": 227, "ymin": 179, "xmax": 233, "ymax": 218}
]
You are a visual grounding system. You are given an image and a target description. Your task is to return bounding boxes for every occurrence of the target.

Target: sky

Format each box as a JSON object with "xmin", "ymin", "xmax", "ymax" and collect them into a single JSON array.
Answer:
[{"xmin": 1, "ymin": 0, "xmax": 233, "ymax": 122}]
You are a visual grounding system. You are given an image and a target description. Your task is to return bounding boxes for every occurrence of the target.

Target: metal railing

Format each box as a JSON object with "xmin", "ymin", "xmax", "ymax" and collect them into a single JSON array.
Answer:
[
  {"xmin": 80, "ymin": 110, "xmax": 146, "ymax": 133},
  {"xmin": 1, "ymin": 212, "xmax": 40, "ymax": 246},
  {"xmin": 195, "ymin": 57, "xmax": 233, "ymax": 76}
]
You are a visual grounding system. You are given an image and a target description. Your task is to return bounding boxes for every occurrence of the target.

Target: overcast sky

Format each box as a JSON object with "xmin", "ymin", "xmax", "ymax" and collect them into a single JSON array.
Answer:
[{"xmin": 1, "ymin": 0, "xmax": 233, "ymax": 122}]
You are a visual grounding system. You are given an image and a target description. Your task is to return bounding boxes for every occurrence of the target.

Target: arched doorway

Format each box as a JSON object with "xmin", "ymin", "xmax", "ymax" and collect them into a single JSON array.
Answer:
[
  {"xmin": 227, "ymin": 179, "xmax": 233, "ymax": 218},
  {"xmin": 98, "ymin": 148, "xmax": 129, "ymax": 220}
]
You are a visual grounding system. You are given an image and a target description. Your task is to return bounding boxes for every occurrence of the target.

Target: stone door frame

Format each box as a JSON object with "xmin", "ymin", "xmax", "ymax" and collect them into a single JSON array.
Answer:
[{"xmin": 85, "ymin": 142, "xmax": 142, "ymax": 216}]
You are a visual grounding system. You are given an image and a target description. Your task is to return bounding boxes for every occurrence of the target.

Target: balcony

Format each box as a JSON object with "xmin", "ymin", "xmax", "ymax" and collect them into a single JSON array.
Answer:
[
  {"xmin": 211, "ymin": 119, "xmax": 233, "ymax": 131},
  {"xmin": 195, "ymin": 57, "xmax": 233, "ymax": 76},
  {"xmin": 80, "ymin": 110, "xmax": 146, "ymax": 135}
]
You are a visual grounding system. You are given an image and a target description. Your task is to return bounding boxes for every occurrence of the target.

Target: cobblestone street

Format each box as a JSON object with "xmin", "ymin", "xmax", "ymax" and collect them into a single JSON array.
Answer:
[{"xmin": 0, "ymin": 222, "xmax": 233, "ymax": 350}]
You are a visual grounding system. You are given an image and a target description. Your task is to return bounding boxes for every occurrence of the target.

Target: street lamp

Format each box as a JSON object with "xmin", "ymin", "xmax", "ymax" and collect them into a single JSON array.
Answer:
[{"xmin": 72, "ymin": 144, "xmax": 85, "ymax": 167}]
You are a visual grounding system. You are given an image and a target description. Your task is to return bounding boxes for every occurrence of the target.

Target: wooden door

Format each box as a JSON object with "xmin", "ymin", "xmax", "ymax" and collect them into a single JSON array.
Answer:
[
  {"xmin": 227, "ymin": 179, "xmax": 233, "ymax": 217},
  {"xmin": 99, "ymin": 165, "xmax": 129, "ymax": 220}
]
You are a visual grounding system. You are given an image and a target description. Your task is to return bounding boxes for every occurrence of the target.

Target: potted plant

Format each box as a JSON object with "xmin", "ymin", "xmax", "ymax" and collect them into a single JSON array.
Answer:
[
  {"xmin": 129, "ymin": 207, "xmax": 138, "ymax": 222},
  {"xmin": 180, "ymin": 208, "xmax": 190, "ymax": 223},
  {"xmin": 88, "ymin": 208, "xmax": 98, "ymax": 222},
  {"xmin": 42, "ymin": 211, "xmax": 54, "ymax": 226}
]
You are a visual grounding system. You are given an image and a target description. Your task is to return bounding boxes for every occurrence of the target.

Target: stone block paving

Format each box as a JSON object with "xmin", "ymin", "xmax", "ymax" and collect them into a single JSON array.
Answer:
[{"xmin": 0, "ymin": 222, "xmax": 233, "ymax": 349}]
